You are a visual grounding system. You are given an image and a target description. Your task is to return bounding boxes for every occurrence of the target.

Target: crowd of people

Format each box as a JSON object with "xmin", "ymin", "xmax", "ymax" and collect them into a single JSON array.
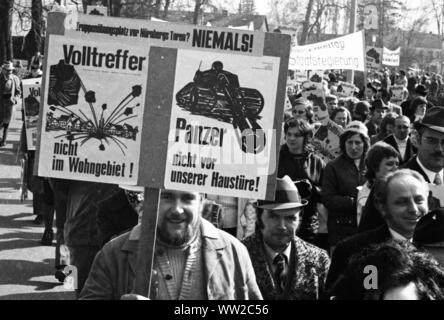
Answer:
[{"xmin": 1, "ymin": 56, "xmax": 444, "ymax": 300}]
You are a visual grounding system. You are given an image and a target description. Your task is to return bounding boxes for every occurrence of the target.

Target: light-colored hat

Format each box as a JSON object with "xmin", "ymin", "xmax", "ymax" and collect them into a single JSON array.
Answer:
[
  {"xmin": 257, "ymin": 175, "xmax": 308, "ymax": 211},
  {"xmin": 346, "ymin": 121, "xmax": 368, "ymax": 135}
]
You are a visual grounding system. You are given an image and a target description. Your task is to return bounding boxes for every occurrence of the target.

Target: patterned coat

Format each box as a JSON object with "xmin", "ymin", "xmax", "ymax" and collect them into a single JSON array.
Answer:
[{"xmin": 243, "ymin": 233, "xmax": 330, "ymax": 300}]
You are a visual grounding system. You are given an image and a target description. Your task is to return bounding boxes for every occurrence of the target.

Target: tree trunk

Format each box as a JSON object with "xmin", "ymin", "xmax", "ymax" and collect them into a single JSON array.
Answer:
[
  {"xmin": 162, "ymin": 0, "xmax": 171, "ymax": 20},
  {"xmin": 0, "ymin": 0, "xmax": 14, "ymax": 62},
  {"xmin": 153, "ymin": 0, "xmax": 162, "ymax": 18},
  {"xmin": 300, "ymin": 0, "xmax": 315, "ymax": 45},
  {"xmin": 193, "ymin": 0, "xmax": 204, "ymax": 25},
  {"xmin": 22, "ymin": 0, "xmax": 43, "ymax": 62},
  {"xmin": 110, "ymin": 0, "xmax": 122, "ymax": 17}
]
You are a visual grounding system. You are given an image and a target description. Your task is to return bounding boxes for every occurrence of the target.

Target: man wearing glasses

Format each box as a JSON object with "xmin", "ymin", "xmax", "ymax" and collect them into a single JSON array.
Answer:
[
  {"xmin": 384, "ymin": 116, "xmax": 417, "ymax": 165},
  {"xmin": 403, "ymin": 107, "xmax": 444, "ymax": 187}
]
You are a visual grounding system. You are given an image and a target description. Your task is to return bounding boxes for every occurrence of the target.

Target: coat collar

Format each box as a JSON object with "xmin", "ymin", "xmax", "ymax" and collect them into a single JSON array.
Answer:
[
  {"xmin": 245, "ymin": 233, "xmax": 311, "ymax": 299},
  {"xmin": 119, "ymin": 219, "xmax": 228, "ymax": 281}
]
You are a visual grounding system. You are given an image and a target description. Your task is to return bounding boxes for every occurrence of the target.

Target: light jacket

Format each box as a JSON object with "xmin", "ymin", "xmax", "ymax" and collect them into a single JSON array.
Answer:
[{"xmin": 80, "ymin": 219, "xmax": 263, "ymax": 300}]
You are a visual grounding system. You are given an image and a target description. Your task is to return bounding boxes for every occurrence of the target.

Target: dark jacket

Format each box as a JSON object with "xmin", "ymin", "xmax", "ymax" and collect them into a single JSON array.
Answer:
[
  {"xmin": 64, "ymin": 181, "xmax": 118, "ymax": 247},
  {"xmin": 325, "ymin": 224, "xmax": 391, "ymax": 292},
  {"xmin": 96, "ymin": 189, "xmax": 139, "ymax": 248},
  {"xmin": 277, "ymin": 145, "xmax": 326, "ymax": 243},
  {"xmin": 383, "ymin": 134, "xmax": 417, "ymax": 165},
  {"xmin": 402, "ymin": 156, "xmax": 430, "ymax": 182},
  {"xmin": 277, "ymin": 145, "xmax": 325, "ymax": 186},
  {"xmin": 80, "ymin": 220, "xmax": 263, "ymax": 300},
  {"xmin": 243, "ymin": 232, "xmax": 330, "ymax": 300},
  {"xmin": 358, "ymin": 187, "xmax": 385, "ymax": 233},
  {"xmin": 322, "ymin": 154, "xmax": 367, "ymax": 246}
]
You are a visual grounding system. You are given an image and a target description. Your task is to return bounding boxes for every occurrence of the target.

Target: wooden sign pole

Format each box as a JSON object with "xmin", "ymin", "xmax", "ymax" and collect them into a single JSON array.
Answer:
[{"xmin": 133, "ymin": 187, "xmax": 160, "ymax": 297}]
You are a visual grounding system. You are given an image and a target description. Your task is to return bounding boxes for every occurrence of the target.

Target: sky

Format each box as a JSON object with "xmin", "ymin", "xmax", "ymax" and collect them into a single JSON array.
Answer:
[{"xmin": 253, "ymin": 0, "xmax": 439, "ymax": 34}]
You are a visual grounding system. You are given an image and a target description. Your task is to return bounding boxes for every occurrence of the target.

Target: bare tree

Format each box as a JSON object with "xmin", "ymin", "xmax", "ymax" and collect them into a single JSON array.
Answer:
[
  {"xmin": 300, "ymin": 0, "xmax": 315, "ymax": 44},
  {"xmin": 430, "ymin": 0, "xmax": 444, "ymax": 35},
  {"xmin": 21, "ymin": 0, "xmax": 43, "ymax": 63},
  {"xmin": 0, "ymin": 0, "xmax": 14, "ymax": 62},
  {"xmin": 162, "ymin": 0, "xmax": 171, "ymax": 19},
  {"xmin": 193, "ymin": 0, "xmax": 208, "ymax": 25}
]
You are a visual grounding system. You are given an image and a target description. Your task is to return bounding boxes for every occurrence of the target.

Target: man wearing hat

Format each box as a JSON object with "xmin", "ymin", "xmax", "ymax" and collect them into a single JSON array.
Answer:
[
  {"xmin": 243, "ymin": 176, "xmax": 330, "ymax": 300},
  {"xmin": 365, "ymin": 99, "xmax": 389, "ymax": 137},
  {"xmin": 403, "ymin": 106, "xmax": 444, "ymax": 187},
  {"xmin": 0, "ymin": 61, "xmax": 22, "ymax": 146}
]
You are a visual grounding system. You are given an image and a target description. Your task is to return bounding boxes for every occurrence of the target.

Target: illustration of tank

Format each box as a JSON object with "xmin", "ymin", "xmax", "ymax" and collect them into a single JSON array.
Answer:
[{"xmin": 176, "ymin": 61, "xmax": 266, "ymax": 154}]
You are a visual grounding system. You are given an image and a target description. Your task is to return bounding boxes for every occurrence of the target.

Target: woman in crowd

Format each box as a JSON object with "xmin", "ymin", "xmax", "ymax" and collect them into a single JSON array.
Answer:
[
  {"xmin": 408, "ymin": 96, "xmax": 428, "ymax": 123},
  {"xmin": 351, "ymin": 101, "xmax": 371, "ymax": 123},
  {"xmin": 330, "ymin": 107, "xmax": 351, "ymax": 129},
  {"xmin": 370, "ymin": 112, "xmax": 397, "ymax": 145},
  {"xmin": 328, "ymin": 240, "xmax": 444, "ymax": 300},
  {"xmin": 357, "ymin": 142, "xmax": 399, "ymax": 230},
  {"xmin": 322, "ymin": 128, "xmax": 369, "ymax": 250},
  {"xmin": 277, "ymin": 118, "xmax": 326, "ymax": 245},
  {"xmin": 289, "ymin": 96, "xmax": 315, "ymax": 123}
]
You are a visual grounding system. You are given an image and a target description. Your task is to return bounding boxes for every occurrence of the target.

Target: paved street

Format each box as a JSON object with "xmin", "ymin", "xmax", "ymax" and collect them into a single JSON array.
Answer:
[{"xmin": 0, "ymin": 108, "xmax": 75, "ymax": 300}]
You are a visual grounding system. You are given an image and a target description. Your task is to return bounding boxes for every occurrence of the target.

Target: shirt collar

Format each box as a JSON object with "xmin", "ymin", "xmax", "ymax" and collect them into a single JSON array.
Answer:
[
  {"xmin": 394, "ymin": 136, "xmax": 408, "ymax": 144},
  {"xmin": 388, "ymin": 227, "xmax": 412, "ymax": 242},
  {"xmin": 416, "ymin": 157, "xmax": 443, "ymax": 183},
  {"xmin": 263, "ymin": 240, "xmax": 291, "ymax": 264}
]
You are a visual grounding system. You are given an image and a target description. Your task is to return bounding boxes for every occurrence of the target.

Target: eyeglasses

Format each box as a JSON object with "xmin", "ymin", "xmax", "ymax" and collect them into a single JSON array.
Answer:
[
  {"xmin": 423, "ymin": 136, "xmax": 444, "ymax": 148},
  {"xmin": 396, "ymin": 125, "xmax": 409, "ymax": 129}
]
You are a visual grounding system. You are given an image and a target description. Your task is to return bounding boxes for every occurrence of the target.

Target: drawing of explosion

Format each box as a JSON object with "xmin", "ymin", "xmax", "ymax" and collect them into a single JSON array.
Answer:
[{"xmin": 46, "ymin": 60, "xmax": 141, "ymax": 155}]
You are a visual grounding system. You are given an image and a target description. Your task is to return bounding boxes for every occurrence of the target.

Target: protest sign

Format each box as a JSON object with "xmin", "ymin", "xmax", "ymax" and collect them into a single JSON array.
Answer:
[
  {"xmin": 391, "ymin": 84, "xmax": 406, "ymax": 104},
  {"xmin": 310, "ymin": 119, "xmax": 344, "ymax": 162},
  {"xmin": 336, "ymin": 81, "xmax": 357, "ymax": 98},
  {"xmin": 289, "ymin": 31, "xmax": 365, "ymax": 71},
  {"xmin": 162, "ymin": 49, "xmax": 281, "ymax": 200},
  {"xmin": 37, "ymin": 34, "xmax": 148, "ymax": 184},
  {"xmin": 382, "ymin": 47, "xmax": 400, "ymax": 66},
  {"xmin": 301, "ymin": 81, "xmax": 329, "ymax": 124},
  {"xmin": 365, "ymin": 46, "xmax": 382, "ymax": 73},
  {"xmin": 37, "ymin": 12, "xmax": 290, "ymax": 200},
  {"xmin": 22, "ymin": 78, "xmax": 41, "ymax": 150}
]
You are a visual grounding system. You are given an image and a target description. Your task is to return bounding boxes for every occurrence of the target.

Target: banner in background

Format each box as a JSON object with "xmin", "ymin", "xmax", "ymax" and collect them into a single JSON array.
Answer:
[
  {"xmin": 382, "ymin": 47, "xmax": 400, "ymax": 66},
  {"xmin": 289, "ymin": 31, "xmax": 365, "ymax": 71}
]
